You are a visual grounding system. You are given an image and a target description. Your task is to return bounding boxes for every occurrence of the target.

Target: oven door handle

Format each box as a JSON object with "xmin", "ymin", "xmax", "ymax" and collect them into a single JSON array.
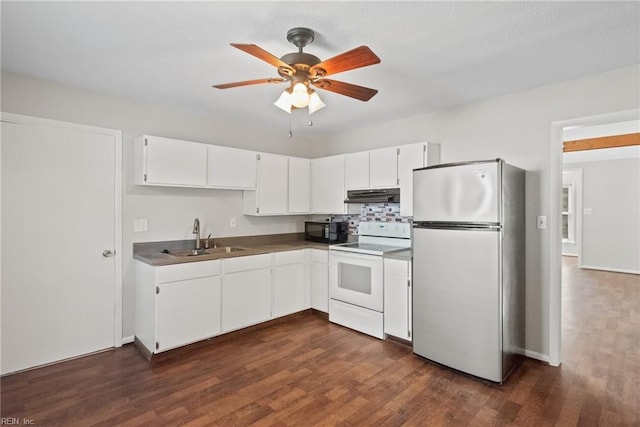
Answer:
[{"xmin": 330, "ymin": 251, "xmax": 382, "ymax": 263}]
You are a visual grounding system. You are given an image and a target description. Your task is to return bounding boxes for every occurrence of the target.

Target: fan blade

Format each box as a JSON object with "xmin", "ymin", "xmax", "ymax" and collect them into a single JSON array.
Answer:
[
  {"xmin": 309, "ymin": 46, "xmax": 380, "ymax": 78},
  {"xmin": 213, "ymin": 78, "xmax": 286, "ymax": 89},
  {"xmin": 311, "ymin": 79, "xmax": 378, "ymax": 101},
  {"xmin": 231, "ymin": 43, "xmax": 294, "ymax": 72}
]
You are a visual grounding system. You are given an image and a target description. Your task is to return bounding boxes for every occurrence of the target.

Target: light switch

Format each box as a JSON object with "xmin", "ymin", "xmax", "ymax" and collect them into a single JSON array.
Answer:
[
  {"xmin": 230, "ymin": 217, "xmax": 236, "ymax": 228},
  {"xmin": 536, "ymin": 216, "xmax": 547, "ymax": 229},
  {"xmin": 133, "ymin": 218, "xmax": 148, "ymax": 232}
]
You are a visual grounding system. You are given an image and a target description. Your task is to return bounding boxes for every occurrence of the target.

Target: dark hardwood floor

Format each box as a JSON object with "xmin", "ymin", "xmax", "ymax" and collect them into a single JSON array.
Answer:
[{"xmin": 2, "ymin": 257, "xmax": 638, "ymax": 426}]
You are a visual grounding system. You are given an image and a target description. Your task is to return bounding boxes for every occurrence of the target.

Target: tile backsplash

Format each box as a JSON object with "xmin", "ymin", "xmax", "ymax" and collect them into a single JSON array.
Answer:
[{"xmin": 334, "ymin": 203, "xmax": 410, "ymax": 235}]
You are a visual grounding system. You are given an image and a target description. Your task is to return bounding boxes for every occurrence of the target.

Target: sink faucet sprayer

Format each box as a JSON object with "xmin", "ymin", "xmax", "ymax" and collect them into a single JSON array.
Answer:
[{"xmin": 193, "ymin": 218, "xmax": 201, "ymax": 250}]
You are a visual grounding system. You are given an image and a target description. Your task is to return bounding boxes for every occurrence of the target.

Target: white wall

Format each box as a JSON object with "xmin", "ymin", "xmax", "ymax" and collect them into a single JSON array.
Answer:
[
  {"xmin": 322, "ymin": 65, "xmax": 640, "ymax": 360},
  {"xmin": 563, "ymin": 157, "xmax": 640, "ymax": 273},
  {"xmin": 1, "ymin": 71, "xmax": 319, "ymax": 338}
]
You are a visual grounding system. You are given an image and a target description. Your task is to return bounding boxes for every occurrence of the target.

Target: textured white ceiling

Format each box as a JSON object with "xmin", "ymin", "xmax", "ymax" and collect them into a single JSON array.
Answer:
[{"xmin": 2, "ymin": 1, "xmax": 639, "ymax": 136}]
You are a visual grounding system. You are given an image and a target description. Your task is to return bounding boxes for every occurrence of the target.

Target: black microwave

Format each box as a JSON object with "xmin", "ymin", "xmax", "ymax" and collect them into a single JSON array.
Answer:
[{"xmin": 304, "ymin": 221, "xmax": 348, "ymax": 243}]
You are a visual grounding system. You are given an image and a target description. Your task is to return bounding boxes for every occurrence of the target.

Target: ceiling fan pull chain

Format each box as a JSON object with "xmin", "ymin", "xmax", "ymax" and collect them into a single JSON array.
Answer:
[
  {"xmin": 308, "ymin": 118, "xmax": 313, "ymax": 127},
  {"xmin": 289, "ymin": 114, "xmax": 293, "ymax": 138}
]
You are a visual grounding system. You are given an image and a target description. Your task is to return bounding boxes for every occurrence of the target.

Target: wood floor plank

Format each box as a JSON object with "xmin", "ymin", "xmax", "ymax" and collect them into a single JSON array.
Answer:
[{"xmin": 1, "ymin": 257, "xmax": 639, "ymax": 425}]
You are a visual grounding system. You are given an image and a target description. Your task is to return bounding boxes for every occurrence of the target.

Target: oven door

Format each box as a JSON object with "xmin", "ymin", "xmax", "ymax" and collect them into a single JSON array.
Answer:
[{"xmin": 329, "ymin": 251, "xmax": 383, "ymax": 312}]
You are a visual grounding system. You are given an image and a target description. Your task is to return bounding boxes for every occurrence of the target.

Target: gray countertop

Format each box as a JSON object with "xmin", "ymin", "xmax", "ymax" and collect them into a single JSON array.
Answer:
[
  {"xmin": 383, "ymin": 248, "xmax": 412, "ymax": 261},
  {"xmin": 134, "ymin": 233, "xmax": 329, "ymax": 266}
]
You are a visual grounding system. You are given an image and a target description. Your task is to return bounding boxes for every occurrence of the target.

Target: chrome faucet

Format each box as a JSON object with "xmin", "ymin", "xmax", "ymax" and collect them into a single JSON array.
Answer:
[{"xmin": 192, "ymin": 218, "xmax": 201, "ymax": 250}]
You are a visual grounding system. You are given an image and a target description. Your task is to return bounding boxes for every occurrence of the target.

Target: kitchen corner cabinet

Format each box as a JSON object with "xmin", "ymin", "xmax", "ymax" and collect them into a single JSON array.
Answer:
[
  {"xmin": 242, "ymin": 153, "xmax": 289, "ymax": 215},
  {"xmin": 221, "ymin": 254, "xmax": 272, "ymax": 332},
  {"xmin": 273, "ymin": 250, "xmax": 307, "ymax": 317},
  {"xmin": 398, "ymin": 142, "xmax": 440, "ymax": 216},
  {"xmin": 384, "ymin": 258, "xmax": 412, "ymax": 341},
  {"xmin": 207, "ymin": 145, "xmax": 257, "ymax": 189},
  {"xmin": 288, "ymin": 157, "xmax": 311, "ymax": 213},
  {"xmin": 309, "ymin": 249, "xmax": 329, "ymax": 313},
  {"xmin": 311, "ymin": 154, "xmax": 346, "ymax": 214},
  {"xmin": 135, "ymin": 260, "xmax": 221, "ymax": 354},
  {"xmin": 135, "ymin": 135, "xmax": 208, "ymax": 187}
]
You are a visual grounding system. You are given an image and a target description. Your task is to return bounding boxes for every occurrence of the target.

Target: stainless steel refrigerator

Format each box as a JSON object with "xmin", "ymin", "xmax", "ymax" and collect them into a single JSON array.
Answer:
[{"xmin": 412, "ymin": 159, "xmax": 525, "ymax": 383}]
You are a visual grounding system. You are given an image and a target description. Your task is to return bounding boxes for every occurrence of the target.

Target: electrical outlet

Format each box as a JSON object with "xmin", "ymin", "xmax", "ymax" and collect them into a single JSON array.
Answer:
[
  {"xmin": 230, "ymin": 217, "xmax": 236, "ymax": 228},
  {"xmin": 133, "ymin": 218, "xmax": 148, "ymax": 232},
  {"xmin": 536, "ymin": 216, "xmax": 546, "ymax": 229}
]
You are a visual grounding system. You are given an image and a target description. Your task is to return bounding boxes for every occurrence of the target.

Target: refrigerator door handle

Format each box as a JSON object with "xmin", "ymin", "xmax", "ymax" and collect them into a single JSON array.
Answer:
[{"xmin": 413, "ymin": 221, "xmax": 502, "ymax": 231}]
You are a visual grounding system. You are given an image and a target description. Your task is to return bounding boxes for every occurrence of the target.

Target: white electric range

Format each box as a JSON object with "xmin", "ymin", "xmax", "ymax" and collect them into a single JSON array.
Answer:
[{"xmin": 328, "ymin": 221, "xmax": 411, "ymax": 339}]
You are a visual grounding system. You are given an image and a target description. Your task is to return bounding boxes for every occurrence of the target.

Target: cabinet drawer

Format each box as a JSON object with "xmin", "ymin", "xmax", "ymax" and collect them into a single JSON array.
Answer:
[
  {"xmin": 222, "ymin": 253, "xmax": 271, "ymax": 274},
  {"xmin": 157, "ymin": 260, "xmax": 220, "ymax": 283},
  {"xmin": 384, "ymin": 258, "xmax": 410, "ymax": 276},
  {"xmin": 274, "ymin": 249, "xmax": 305, "ymax": 266},
  {"xmin": 310, "ymin": 248, "xmax": 329, "ymax": 263}
]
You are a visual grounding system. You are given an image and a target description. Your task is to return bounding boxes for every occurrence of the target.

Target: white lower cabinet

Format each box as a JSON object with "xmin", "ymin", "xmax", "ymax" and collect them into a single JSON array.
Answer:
[
  {"xmin": 273, "ymin": 250, "xmax": 306, "ymax": 317},
  {"xmin": 221, "ymin": 254, "xmax": 272, "ymax": 332},
  {"xmin": 135, "ymin": 248, "xmax": 330, "ymax": 355},
  {"xmin": 384, "ymin": 258, "xmax": 412, "ymax": 341},
  {"xmin": 309, "ymin": 249, "xmax": 329, "ymax": 313},
  {"xmin": 135, "ymin": 259, "xmax": 221, "ymax": 354},
  {"xmin": 157, "ymin": 276, "xmax": 221, "ymax": 352}
]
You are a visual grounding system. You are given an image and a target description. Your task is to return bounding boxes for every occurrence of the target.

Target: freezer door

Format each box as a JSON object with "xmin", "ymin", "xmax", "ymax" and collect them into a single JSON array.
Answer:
[
  {"xmin": 413, "ymin": 161, "xmax": 501, "ymax": 223},
  {"xmin": 412, "ymin": 226, "xmax": 502, "ymax": 382}
]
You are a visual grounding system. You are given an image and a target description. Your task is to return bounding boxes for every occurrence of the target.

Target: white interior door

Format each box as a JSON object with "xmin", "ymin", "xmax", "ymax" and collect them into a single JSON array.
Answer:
[{"xmin": 1, "ymin": 116, "xmax": 121, "ymax": 374}]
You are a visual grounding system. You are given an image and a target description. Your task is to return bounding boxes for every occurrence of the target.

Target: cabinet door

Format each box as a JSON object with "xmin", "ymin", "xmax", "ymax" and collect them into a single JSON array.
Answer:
[
  {"xmin": 288, "ymin": 157, "xmax": 311, "ymax": 213},
  {"xmin": 310, "ymin": 250, "xmax": 329, "ymax": 313},
  {"xmin": 345, "ymin": 151, "xmax": 370, "ymax": 189},
  {"xmin": 156, "ymin": 276, "xmax": 221, "ymax": 351},
  {"xmin": 208, "ymin": 145, "xmax": 257, "ymax": 189},
  {"xmin": 256, "ymin": 153, "xmax": 289, "ymax": 214},
  {"xmin": 398, "ymin": 142, "xmax": 426, "ymax": 217},
  {"xmin": 142, "ymin": 136, "xmax": 208, "ymax": 186},
  {"xmin": 221, "ymin": 268, "xmax": 272, "ymax": 332},
  {"xmin": 273, "ymin": 263, "xmax": 306, "ymax": 317},
  {"xmin": 383, "ymin": 259, "xmax": 411, "ymax": 341},
  {"xmin": 369, "ymin": 147, "xmax": 398, "ymax": 188},
  {"xmin": 311, "ymin": 155, "xmax": 345, "ymax": 214}
]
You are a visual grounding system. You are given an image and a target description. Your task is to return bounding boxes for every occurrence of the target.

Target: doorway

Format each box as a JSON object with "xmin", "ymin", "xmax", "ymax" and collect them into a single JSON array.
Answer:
[
  {"xmin": 1, "ymin": 113, "xmax": 122, "ymax": 374},
  {"xmin": 549, "ymin": 109, "xmax": 640, "ymax": 366}
]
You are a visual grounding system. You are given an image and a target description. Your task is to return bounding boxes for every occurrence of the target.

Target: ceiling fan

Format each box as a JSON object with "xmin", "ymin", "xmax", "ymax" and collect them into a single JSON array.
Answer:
[{"xmin": 213, "ymin": 27, "xmax": 381, "ymax": 114}]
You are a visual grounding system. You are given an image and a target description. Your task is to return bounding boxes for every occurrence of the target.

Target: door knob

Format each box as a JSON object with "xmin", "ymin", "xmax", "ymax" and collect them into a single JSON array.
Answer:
[{"xmin": 102, "ymin": 249, "xmax": 115, "ymax": 257}]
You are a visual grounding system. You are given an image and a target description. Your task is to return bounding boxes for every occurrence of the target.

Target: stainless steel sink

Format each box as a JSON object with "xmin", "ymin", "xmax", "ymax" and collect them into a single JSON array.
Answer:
[
  {"xmin": 205, "ymin": 246, "xmax": 247, "ymax": 254},
  {"xmin": 165, "ymin": 247, "xmax": 247, "ymax": 257}
]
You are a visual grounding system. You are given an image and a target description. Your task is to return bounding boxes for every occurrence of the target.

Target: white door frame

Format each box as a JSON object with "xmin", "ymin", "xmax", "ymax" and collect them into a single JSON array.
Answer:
[
  {"xmin": 548, "ymin": 108, "xmax": 639, "ymax": 367},
  {"xmin": 1, "ymin": 112, "xmax": 123, "ymax": 348}
]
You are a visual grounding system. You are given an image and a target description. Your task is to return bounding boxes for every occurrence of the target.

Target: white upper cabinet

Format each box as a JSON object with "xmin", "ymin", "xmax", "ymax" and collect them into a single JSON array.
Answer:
[
  {"xmin": 369, "ymin": 146, "xmax": 399, "ymax": 188},
  {"xmin": 345, "ymin": 151, "xmax": 370, "ymax": 190},
  {"xmin": 135, "ymin": 135, "xmax": 208, "ymax": 187},
  {"xmin": 243, "ymin": 153, "xmax": 289, "ymax": 215},
  {"xmin": 311, "ymin": 154, "xmax": 346, "ymax": 214},
  {"xmin": 207, "ymin": 145, "xmax": 257, "ymax": 190},
  {"xmin": 288, "ymin": 156, "xmax": 311, "ymax": 214},
  {"xmin": 398, "ymin": 142, "xmax": 440, "ymax": 216}
]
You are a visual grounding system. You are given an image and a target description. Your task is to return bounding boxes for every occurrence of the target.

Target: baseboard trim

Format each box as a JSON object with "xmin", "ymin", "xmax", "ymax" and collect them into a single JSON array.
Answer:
[
  {"xmin": 580, "ymin": 264, "xmax": 640, "ymax": 275},
  {"xmin": 122, "ymin": 335, "xmax": 135, "ymax": 345}
]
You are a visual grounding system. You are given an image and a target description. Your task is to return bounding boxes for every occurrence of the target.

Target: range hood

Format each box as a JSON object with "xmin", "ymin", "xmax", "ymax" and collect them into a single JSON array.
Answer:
[{"xmin": 344, "ymin": 188, "xmax": 400, "ymax": 204}]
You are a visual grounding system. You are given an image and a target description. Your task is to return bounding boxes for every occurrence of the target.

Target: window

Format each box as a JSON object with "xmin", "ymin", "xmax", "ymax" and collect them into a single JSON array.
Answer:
[{"xmin": 562, "ymin": 183, "xmax": 575, "ymax": 243}]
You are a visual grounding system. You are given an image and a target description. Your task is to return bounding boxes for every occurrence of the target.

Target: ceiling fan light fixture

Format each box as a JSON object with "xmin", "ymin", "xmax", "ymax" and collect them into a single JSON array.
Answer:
[
  {"xmin": 291, "ymin": 82, "xmax": 310, "ymax": 108},
  {"xmin": 308, "ymin": 91, "xmax": 326, "ymax": 114},
  {"xmin": 274, "ymin": 90, "xmax": 292, "ymax": 113}
]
